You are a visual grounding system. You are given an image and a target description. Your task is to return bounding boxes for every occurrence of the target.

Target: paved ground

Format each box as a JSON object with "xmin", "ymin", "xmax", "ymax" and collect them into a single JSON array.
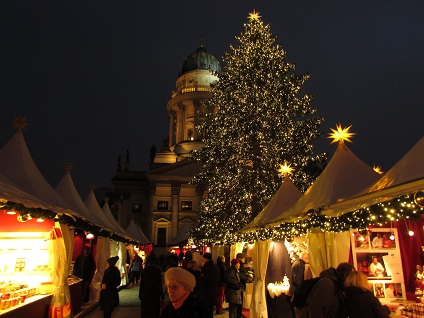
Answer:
[{"xmin": 75, "ymin": 284, "xmax": 234, "ymax": 318}]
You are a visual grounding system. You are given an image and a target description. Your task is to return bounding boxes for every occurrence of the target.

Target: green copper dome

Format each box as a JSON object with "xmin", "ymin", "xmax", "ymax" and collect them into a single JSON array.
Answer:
[{"xmin": 181, "ymin": 43, "xmax": 221, "ymax": 76}]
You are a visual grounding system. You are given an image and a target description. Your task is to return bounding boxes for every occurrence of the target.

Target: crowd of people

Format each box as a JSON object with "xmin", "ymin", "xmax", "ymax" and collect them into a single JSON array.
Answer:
[{"xmin": 90, "ymin": 247, "xmax": 397, "ymax": 318}]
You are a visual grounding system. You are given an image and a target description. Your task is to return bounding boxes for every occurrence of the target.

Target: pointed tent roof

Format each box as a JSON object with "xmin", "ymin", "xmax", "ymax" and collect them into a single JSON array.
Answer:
[
  {"xmin": 101, "ymin": 200, "xmax": 129, "ymax": 239},
  {"xmin": 241, "ymin": 176, "xmax": 302, "ymax": 231},
  {"xmin": 0, "ymin": 172, "xmax": 56, "ymax": 211},
  {"xmin": 84, "ymin": 189, "xmax": 125, "ymax": 236},
  {"xmin": 323, "ymin": 135, "xmax": 424, "ymax": 217},
  {"xmin": 268, "ymin": 142, "xmax": 381, "ymax": 226},
  {"xmin": 125, "ymin": 219, "xmax": 151, "ymax": 245},
  {"xmin": 0, "ymin": 130, "xmax": 79, "ymax": 216},
  {"xmin": 169, "ymin": 221, "xmax": 193, "ymax": 246},
  {"xmin": 55, "ymin": 171, "xmax": 111, "ymax": 229}
]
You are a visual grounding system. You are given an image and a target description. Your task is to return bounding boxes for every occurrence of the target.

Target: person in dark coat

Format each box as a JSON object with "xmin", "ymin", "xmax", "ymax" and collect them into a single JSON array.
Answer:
[
  {"xmin": 186, "ymin": 260, "xmax": 200, "ymax": 294},
  {"xmin": 197, "ymin": 252, "xmax": 219, "ymax": 318},
  {"xmin": 236, "ymin": 253, "xmax": 249, "ymax": 318},
  {"xmin": 161, "ymin": 267, "xmax": 209, "ymax": 318},
  {"xmin": 99, "ymin": 256, "xmax": 121, "ymax": 318},
  {"xmin": 289, "ymin": 251, "xmax": 311, "ymax": 296},
  {"xmin": 225, "ymin": 259, "xmax": 242, "ymax": 318},
  {"xmin": 73, "ymin": 245, "xmax": 95, "ymax": 303},
  {"xmin": 139, "ymin": 257, "xmax": 164, "ymax": 318},
  {"xmin": 344, "ymin": 271, "xmax": 390, "ymax": 318},
  {"xmin": 216, "ymin": 255, "xmax": 227, "ymax": 315},
  {"xmin": 299, "ymin": 262, "xmax": 355, "ymax": 318}
]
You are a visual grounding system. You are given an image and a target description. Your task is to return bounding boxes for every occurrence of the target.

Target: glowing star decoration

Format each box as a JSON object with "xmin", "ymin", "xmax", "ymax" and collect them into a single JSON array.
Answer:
[
  {"xmin": 373, "ymin": 165, "xmax": 384, "ymax": 175},
  {"xmin": 278, "ymin": 161, "xmax": 294, "ymax": 176},
  {"xmin": 12, "ymin": 116, "xmax": 28, "ymax": 131},
  {"xmin": 328, "ymin": 124, "xmax": 356, "ymax": 144},
  {"xmin": 248, "ymin": 10, "xmax": 261, "ymax": 21},
  {"xmin": 64, "ymin": 161, "xmax": 74, "ymax": 172}
]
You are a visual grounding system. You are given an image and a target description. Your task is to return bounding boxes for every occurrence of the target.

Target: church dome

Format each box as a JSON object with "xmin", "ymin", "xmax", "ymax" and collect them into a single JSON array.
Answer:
[{"xmin": 181, "ymin": 42, "xmax": 221, "ymax": 76}]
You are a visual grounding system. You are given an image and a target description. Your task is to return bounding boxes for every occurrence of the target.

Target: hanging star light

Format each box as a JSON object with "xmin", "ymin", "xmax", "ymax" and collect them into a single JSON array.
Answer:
[
  {"xmin": 64, "ymin": 161, "xmax": 74, "ymax": 172},
  {"xmin": 278, "ymin": 161, "xmax": 294, "ymax": 176},
  {"xmin": 248, "ymin": 10, "xmax": 261, "ymax": 21},
  {"xmin": 12, "ymin": 116, "xmax": 28, "ymax": 131},
  {"xmin": 328, "ymin": 123, "xmax": 356, "ymax": 144},
  {"xmin": 373, "ymin": 165, "xmax": 384, "ymax": 175}
]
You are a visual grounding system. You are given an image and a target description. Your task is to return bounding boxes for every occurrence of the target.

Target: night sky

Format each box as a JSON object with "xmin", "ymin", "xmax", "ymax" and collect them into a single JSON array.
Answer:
[{"xmin": 1, "ymin": 1, "xmax": 423, "ymax": 196}]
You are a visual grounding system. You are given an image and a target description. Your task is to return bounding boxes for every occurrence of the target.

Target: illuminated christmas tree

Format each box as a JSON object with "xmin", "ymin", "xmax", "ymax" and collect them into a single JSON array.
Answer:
[{"xmin": 191, "ymin": 11, "xmax": 326, "ymax": 244}]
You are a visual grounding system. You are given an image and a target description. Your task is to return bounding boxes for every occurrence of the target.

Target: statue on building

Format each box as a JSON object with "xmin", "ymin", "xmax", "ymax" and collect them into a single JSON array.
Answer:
[
  {"xmin": 117, "ymin": 155, "xmax": 122, "ymax": 171},
  {"xmin": 150, "ymin": 144, "xmax": 157, "ymax": 163},
  {"xmin": 124, "ymin": 150, "xmax": 130, "ymax": 171}
]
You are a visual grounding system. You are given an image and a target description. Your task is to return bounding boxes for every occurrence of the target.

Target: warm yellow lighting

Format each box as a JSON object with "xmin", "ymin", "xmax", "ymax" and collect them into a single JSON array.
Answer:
[
  {"xmin": 0, "ymin": 198, "xmax": 7, "ymax": 208},
  {"xmin": 248, "ymin": 10, "xmax": 261, "ymax": 21},
  {"xmin": 86, "ymin": 233, "xmax": 94, "ymax": 240},
  {"xmin": 328, "ymin": 124, "xmax": 355, "ymax": 144},
  {"xmin": 373, "ymin": 165, "xmax": 384, "ymax": 174},
  {"xmin": 36, "ymin": 218, "xmax": 44, "ymax": 223},
  {"xmin": 278, "ymin": 161, "xmax": 294, "ymax": 176}
]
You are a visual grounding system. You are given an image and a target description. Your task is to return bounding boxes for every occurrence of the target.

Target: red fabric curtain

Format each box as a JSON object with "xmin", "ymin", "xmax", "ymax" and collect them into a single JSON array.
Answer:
[{"xmin": 396, "ymin": 219, "xmax": 424, "ymax": 292}]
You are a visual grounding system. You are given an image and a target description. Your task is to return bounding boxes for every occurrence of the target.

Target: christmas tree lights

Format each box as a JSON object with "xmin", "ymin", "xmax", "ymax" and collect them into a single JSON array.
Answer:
[{"xmin": 191, "ymin": 11, "xmax": 326, "ymax": 244}]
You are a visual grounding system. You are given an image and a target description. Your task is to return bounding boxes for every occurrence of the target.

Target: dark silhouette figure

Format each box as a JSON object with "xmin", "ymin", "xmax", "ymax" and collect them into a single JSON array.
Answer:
[
  {"xmin": 197, "ymin": 253, "xmax": 219, "ymax": 318},
  {"xmin": 139, "ymin": 258, "xmax": 164, "ymax": 318},
  {"xmin": 100, "ymin": 256, "xmax": 121, "ymax": 318},
  {"xmin": 73, "ymin": 246, "xmax": 95, "ymax": 303}
]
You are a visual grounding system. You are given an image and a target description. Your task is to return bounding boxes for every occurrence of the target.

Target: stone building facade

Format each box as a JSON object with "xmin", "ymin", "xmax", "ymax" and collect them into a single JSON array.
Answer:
[{"xmin": 109, "ymin": 42, "xmax": 220, "ymax": 249}]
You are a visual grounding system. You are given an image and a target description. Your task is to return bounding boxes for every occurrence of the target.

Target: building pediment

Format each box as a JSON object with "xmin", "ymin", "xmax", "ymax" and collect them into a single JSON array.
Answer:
[{"xmin": 146, "ymin": 160, "xmax": 202, "ymax": 181}]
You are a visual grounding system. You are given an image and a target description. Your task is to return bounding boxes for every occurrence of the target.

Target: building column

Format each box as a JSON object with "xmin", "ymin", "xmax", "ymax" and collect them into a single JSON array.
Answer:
[
  {"xmin": 169, "ymin": 110, "xmax": 175, "ymax": 147},
  {"xmin": 146, "ymin": 183, "xmax": 156, "ymax": 242},
  {"xmin": 171, "ymin": 182, "xmax": 181, "ymax": 240},
  {"xmin": 177, "ymin": 103, "xmax": 185, "ymax": 143}
]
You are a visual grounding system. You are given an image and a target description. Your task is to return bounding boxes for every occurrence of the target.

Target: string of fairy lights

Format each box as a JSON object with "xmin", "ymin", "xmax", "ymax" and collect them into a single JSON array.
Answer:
[
  {"xmin": 236, "ymin": 193, "xmax": 423, "ymax": 244},
  {"xmin": 0, "ymin": 200, "xmax": 137, "ymax": 244},
  {"xmin": 194, "ymin": 123, "xmax": 424, "ymax": 246}
]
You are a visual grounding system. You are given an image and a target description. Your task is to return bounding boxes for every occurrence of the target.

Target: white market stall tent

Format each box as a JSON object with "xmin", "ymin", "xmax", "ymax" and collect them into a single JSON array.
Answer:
[
  {"xmin": 268, "ymin": 141, "xmax": 381, "ymax": 226},
  {"xmin": 126, "ymin": 219, "xmax": 151, "ymax": 245},
  {"xmin": 321, "ymin": 135, "xmax": 424, "ymax": 218},
  {"xmin": 243, "ymin": 136, "xmax": 383, "ymax": 318},
  {"xmin": 0, "ymin": 129, "xmax": 81, "ymax": 218},
  {"xmin": 241, "ymin": 176, "xmax": 302, "ymax": 232},
  {"xmin": 169, "ymin": 221, "xmax": 194, "ymax": 246}
]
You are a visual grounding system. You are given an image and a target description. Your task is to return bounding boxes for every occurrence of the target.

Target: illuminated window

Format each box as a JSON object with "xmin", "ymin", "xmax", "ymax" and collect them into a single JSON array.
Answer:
[
  {"xmin": 181, "ymin": 201, "xmax": 192, "ymax": 211},
  {"xmin": 158, "ymin": 201, "xmax": 169, "ymax": 211}
]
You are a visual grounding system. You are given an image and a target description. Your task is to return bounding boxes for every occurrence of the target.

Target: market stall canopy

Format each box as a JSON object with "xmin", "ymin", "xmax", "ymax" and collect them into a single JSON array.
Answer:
[
  {"xmin": 169, "ymin": 221, "xmax": 193, "ymax": 246},
  {"xmin": 0, "ymin": 130, "xmax": 80, "ymax": 217},
  {"xmin": 322, "ymin": 135, "xmax": 424, "ymax": 217},
  {"xmin": 55, "ymin": 170, "xmax": 113, "ymax": 230},
  {"xmin": 101, "ymin": 199, "xmax": 131, "ymax": 240},
  {"xmin": 84, "ymin": 189, "xmax": 127, "ymax": 238},
  {"xmin": 125, "ymin": 219, "xmax": 151, "ymax": 245},
  {"xmin": 268, "ymin": 142, "xmax": 380, "ymax": 226},
  {"xmin": 241, "ymin": 176, "xmax": 302, "ymax": 231},
  {"xmin": 0, "ymin": 172, "xmax": 57, "ymax": 211}
]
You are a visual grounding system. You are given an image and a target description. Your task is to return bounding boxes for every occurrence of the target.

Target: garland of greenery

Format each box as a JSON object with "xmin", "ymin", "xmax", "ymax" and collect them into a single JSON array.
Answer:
[
  {"xmin": 2, "ymin": 201, "xmax": 136, "ymax": 244},
  {"xmin": 226, "ymin": 193, "xmax": 423, "ymax": 245}
]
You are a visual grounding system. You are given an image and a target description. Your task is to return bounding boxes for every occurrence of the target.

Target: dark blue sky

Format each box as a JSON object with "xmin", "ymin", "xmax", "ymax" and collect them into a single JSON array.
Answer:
[{"xmin": 1, "ymin": 1, "xmax": 423, "ymax": 196}]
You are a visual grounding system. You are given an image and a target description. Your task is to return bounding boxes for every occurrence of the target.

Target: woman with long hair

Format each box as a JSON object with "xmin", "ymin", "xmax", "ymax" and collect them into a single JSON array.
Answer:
[{"xmin": 344, "ymin": 271, "xmax": 390, "ymax": 318}]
